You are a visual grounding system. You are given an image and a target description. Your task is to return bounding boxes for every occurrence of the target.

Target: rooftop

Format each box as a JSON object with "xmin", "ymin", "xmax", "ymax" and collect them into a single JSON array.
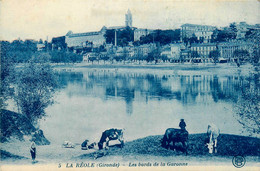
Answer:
[{"xmin": 181, "ymin": 23, "xmax": 216, "ymax": 28}]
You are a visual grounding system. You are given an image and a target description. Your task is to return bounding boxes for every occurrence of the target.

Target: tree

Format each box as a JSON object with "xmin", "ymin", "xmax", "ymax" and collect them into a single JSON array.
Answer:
[
  {"xmin": 104, "ymin": 27, "xmax": 134, "ymax": 47},
  {"xmin": 233, "ymin": 49, "xmax": 250, "ymax": 63},
  {"xmin": 146, "ymin": 52, "xmax": 155, "ymax": 63},
  {"xmin": 245, "ymin": 29, "xmax": 260, "ymax": 65},
  {"xmin": 252, "ymin": 48, "xmax": 260, "ymax": 64},
  {"xmin": 88, "ymin": 56, "xmax": 96, "ymax": 64},
  {"xmin": 100, "ymin": 54, "xmax": 109, "ymax": 64},
  {"xmin": 211, "ymin": 29, "xmax": 236, "ymax": 42},
  {"xmin": 139, "ymin": 29, "xmax": 181, "ymax": 45},
  {"xmin": 146, "ymin": 45, "xmax": 161, "ymax": 64},
  {"xmin": 234, "ymin": 70, "xmax": 260, "ymax": 135},
  {"xmin": 209, "ymin": 50, "xmax": 220, "ymax": 64},
  {"xmin": 0, "ymin": 42, "xmax": 15, "ymax": 108},
  {"xmin": 13, "ymin": 54, "xmax": 57, "ymax": 125}
]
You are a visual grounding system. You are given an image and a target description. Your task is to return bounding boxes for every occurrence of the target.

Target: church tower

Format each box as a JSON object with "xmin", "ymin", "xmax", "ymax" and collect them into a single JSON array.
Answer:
[{"xmin": 125, "ymin": 9, "xmax": 132, "ymax": 27}]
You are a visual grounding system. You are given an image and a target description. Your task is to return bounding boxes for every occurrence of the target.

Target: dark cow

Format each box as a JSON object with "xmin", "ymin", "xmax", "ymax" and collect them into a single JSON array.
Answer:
[
  {"xmin": 98, "ymin": 128, "xmax": 124, "ymax": 150},
  {"xmin": 161, "ymin": 128, "xmax": 189, "ymax": 154}
]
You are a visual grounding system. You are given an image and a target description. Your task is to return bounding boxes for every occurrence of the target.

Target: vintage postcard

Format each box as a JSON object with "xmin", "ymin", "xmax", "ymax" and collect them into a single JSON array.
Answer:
[{"xmin": 0, "ymin": 0, "xmax": 259, "ymax": 170}]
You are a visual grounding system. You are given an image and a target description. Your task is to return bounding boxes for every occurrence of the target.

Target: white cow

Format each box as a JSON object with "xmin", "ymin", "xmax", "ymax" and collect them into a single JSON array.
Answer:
[{"xmin": 206, "ymin": 124, "xmax": 220, "ymax": 154}]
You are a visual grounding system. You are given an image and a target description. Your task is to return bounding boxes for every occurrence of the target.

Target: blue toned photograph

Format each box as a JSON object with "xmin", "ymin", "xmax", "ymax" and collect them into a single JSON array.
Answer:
[{"xmin": 1, "ymin": 0, "xmax": 259, "ymax": 170}]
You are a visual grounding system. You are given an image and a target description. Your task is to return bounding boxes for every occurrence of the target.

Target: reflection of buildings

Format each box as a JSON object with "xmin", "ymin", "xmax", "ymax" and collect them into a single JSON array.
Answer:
[{"xmin": 58, "ymin": 70, "xmax": 248, "ymax": 114}]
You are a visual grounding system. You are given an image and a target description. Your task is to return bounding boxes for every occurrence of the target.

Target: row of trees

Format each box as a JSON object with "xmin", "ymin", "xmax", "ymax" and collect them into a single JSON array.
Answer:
[
  {"xmin": 0, "ymin": 40, "xmax": 82, "ymax": 63},
  {"xmin": 136, "ymin": 29, "xmax": 181, "ymax": 45},
  {"xmin": 104, "ymin": 26, "xmax": 134, "ymax": 46}
]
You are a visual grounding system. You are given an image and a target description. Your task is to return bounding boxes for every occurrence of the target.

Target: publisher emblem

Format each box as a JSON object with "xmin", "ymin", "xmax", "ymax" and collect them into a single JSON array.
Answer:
[{"xmin": 232, "ymin": 156, "xmax": 246, "ymax": 168}]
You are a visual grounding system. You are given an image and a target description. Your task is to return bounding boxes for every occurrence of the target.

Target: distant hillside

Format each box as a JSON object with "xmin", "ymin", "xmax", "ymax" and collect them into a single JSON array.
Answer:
[{"xmin": 1, "ymin": 109, "xmax": 50, "ymax": 145}]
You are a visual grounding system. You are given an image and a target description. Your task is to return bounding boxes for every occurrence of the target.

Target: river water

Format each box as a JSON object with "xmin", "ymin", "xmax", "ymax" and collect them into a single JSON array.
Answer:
[{"xmin": 39, "ymin": 66, "xmax": 256, "ymax": 144}]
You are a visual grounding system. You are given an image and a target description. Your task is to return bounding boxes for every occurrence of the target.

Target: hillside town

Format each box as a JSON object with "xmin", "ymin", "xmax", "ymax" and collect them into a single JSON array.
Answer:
[
  {"xmin": 42, "ymin": 9, "xmax": 259, "ymax": 65},
  {"xmin": 1, "ymin": 9, "xmax": 260, "ymax": 66}
]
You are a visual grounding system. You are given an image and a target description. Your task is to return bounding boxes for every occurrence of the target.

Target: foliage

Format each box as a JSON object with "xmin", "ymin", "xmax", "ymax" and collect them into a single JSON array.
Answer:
[
  {"xmin": 0, "ymin": 40, "xmax": 37, "ymax": 63},
  {"xmin": 139, "ymin": 29, "xmax": 180, "ymax": 45},
  {"xmin": 13, "ymin": 54, "xmax": 57, "ymax": 125},
  {"xmin": 100, "ymin": 54, "xmax": 109, "ymax": 61},
  {"xmin": 146, "ymin": 46, "xmax": 161, "ymax": 63},
  {"xmin": 209, "ymin": 50, "xmax": 220, "ymax": 64},
  {"xmin": 190, "ymin": 51, "xmax": 200, "ymax": 58},
  {"xmin": 211, "ymin": 29, "xmax": 236, "ymax": 42},
  {"xmin": 0, "ymin": 47, "xmax": 15, "ymax": 108},
  {"xmin": 104, "ymin": 27, "xmax": 134, "ymax": 47},
  {"xmin": 160, "ymin": 55, "xmax": 169, "ymax": 62},
  {"xmin": 233, "ymin": 49, "xmax": 249, "ymax": 62},
  {"xmin": 49, "ymin": 50, "xmax": 82, "ymax": 63},
  {"xmin": 235, "ymin": 71, "xmax": 260, "ymax": 135},
  {"xmin": 252, "ymin": 48, "xmax": 260, "ymax": 64},
  {"xmin": 245, "ymin": 29, "xmax": 260, "ymax": 65},
  {"xmin": 88, "ymin": 56, "xmax": 97, "ymax": 64},
  {"xmin": 183, "ymin": 34, "xmax": 201, "ymax": 44}
]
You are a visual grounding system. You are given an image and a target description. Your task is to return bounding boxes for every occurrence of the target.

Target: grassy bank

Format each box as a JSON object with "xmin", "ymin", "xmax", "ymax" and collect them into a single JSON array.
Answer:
[
  {"xmin": 77, "ymin": 134, "xmax": 260, "ymax": 160},
  {"xmin": 1, "ymin": 133, "xmax": 259, "ymax": 165}
]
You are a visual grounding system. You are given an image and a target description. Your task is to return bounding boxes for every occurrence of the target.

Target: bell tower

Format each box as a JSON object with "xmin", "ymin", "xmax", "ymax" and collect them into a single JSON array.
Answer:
[{"xmin": 125, "ymin": 9, "xmax": 132, "ymax": 27}]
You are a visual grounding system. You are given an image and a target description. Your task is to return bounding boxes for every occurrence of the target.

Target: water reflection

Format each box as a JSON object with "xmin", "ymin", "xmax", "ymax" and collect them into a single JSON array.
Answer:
[{"xmin": 56, "ymin": 69, "xmax": 247, "ymax": 115}]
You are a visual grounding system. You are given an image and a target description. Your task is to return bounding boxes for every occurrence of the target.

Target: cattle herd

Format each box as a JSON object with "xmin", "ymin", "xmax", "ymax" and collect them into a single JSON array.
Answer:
[{"xmin": 62, "ymin": 124, "xmax": 220, "ymax": 155}]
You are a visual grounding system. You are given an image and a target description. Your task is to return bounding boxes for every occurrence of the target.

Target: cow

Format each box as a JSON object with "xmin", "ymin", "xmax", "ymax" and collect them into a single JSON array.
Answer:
[
  {"xmin": 206, "ymin": 124, "xmax": 220, "ymax": 154},
  {"xmin": 98, "ymin": 128, "xmax": 124, "ymax": 150},
  {"xmin": 161, "ymin": 128, "xmax": 189, "ymax": 155}
]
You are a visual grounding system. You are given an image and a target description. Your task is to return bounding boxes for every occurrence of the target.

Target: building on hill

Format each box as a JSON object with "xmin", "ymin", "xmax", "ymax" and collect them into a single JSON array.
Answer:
[
  {"xmin": 190, "ymin": 43, "xmax": 217, "ymax": 62},
  {"xmin": 133, "ymin": 43, "xmax": 156, "ymax": 58},
  {"xmin": 65, "ymin": 26, "xmax": 107, "ymax": 50},
  {"xmin": 217, "ymin": 41, "xmax": 253, "ymax": 62},
  {"xmin": 160, "ymin": 43, "xmax": 185, "ymax": 61},
  {"xmin": 181, "ymin": 24, "xmax": 216, "ymax": 43},
  {"xmin": 65, "ymin": 9, "xmax": 135, "ymax": 52}
]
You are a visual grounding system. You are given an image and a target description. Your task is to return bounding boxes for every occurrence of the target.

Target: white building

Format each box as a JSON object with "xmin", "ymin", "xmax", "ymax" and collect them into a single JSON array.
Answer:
[
  {"xmin": 160, "ymin": 44, "xmax": 184, "ymax": 59},
  {"xmin": 65, "ymin": 27, "xmax": 107, "ymax": 49},
  {"xmin": 181, "ymin": 24, "xmax": 216, "ymax": 43},
  {"xmin": 37, "ymin": 43, "xmax": 45, "ymax": 51}
]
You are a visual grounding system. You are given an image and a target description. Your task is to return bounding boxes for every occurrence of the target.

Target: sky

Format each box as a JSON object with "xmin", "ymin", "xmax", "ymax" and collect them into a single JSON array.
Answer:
[{"xmin": 0, "ymin": 0, "xmax": 259, "ymax": 41}]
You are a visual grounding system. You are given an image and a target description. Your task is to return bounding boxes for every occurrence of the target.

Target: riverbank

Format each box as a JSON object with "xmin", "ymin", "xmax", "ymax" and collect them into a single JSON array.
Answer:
[
  {"xmin": 51, "ymin": 62, "xmax": 258, "ymax": 77},
  {"xmin": 1, "ymin": 134, "xmax": 259, "ymax": 166},
  {"xmin": 52, "ymin": 62, "xmax": 253, "ymax": 70}
]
